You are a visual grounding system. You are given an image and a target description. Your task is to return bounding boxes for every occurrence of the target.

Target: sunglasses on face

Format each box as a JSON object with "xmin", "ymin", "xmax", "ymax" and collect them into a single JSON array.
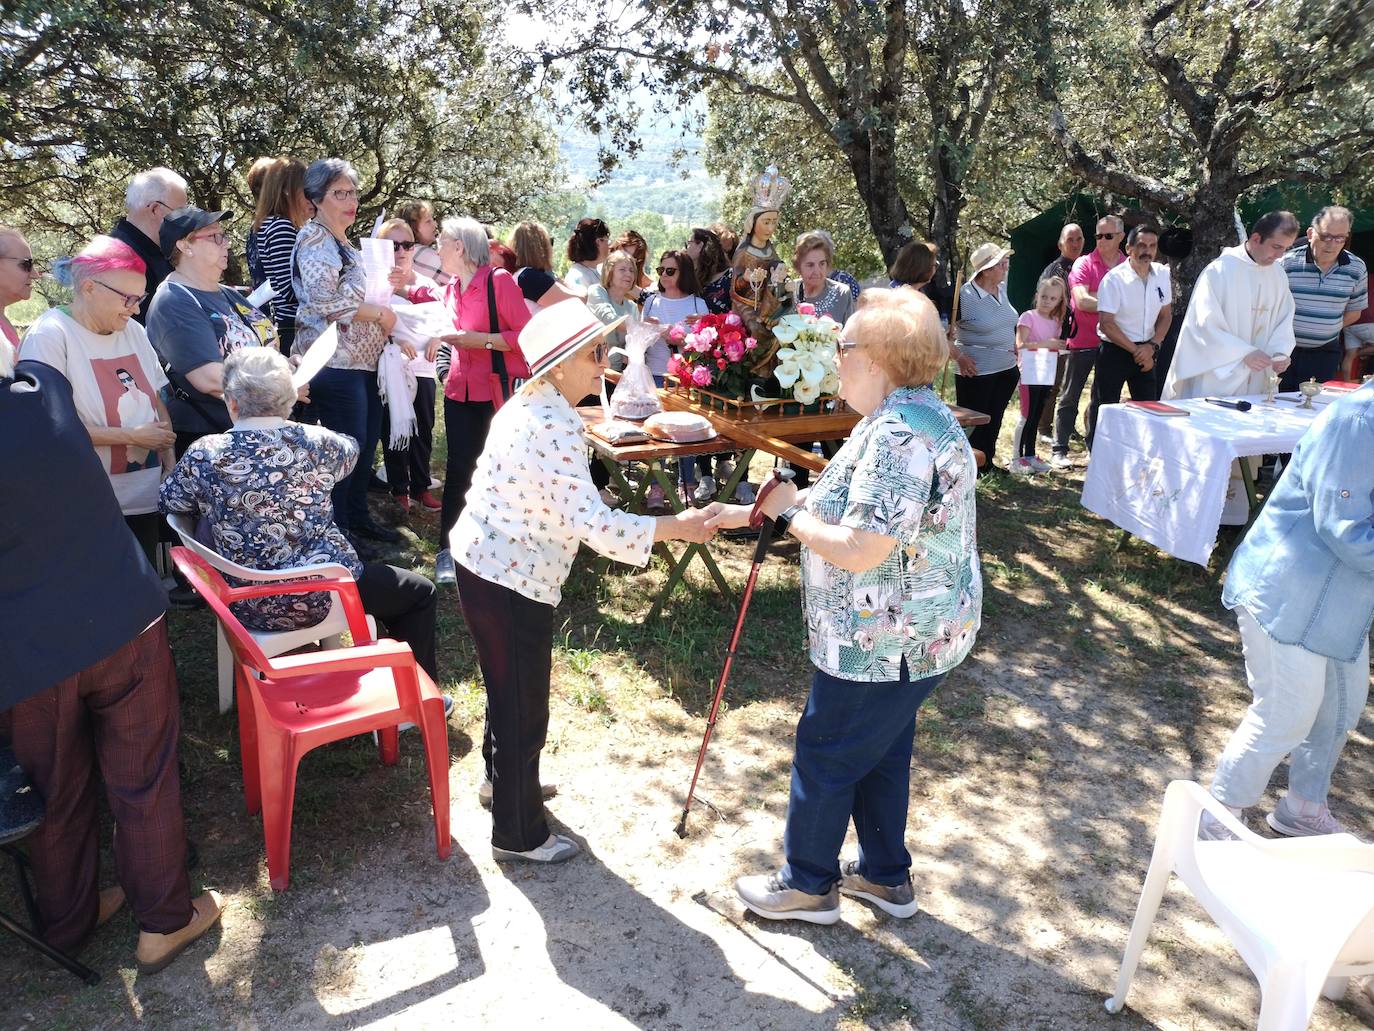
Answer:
[
  {"xmin": 0, "ymin": 255, "xmax": 38, "ymax": 273},
  {"xmin": 391, "ymin": 240, "xmax": 417, "ymax": 252},
  {"xmin": 656, "ymin": 266, "xmax": 678, "ymax": 276},
  {"xmin": 91, "ymin": 279, "xmax": 147, "ymax": 309},
  {"xmin": 590, "ymin": 341, "xmax": 609, "ymax": 364},
  {"xmin": 1315, "ymin": 231, "xmax": 1349, "ymax": 244},
  {"xmin": 1096, "ymin": 232, "xmax": 1118, "ymax": 240}
]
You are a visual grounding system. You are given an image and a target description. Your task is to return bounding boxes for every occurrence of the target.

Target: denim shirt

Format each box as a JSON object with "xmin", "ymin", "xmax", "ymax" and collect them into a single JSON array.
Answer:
[{"xmin": 1222, "ymin": 380, "xmax": 1374, "ymax": 660}]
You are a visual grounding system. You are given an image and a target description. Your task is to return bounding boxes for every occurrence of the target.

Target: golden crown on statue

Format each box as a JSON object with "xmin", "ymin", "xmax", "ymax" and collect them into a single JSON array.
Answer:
[{"xmin": 751, "ymin": 165, "xmax": 792, "ymax": 211}]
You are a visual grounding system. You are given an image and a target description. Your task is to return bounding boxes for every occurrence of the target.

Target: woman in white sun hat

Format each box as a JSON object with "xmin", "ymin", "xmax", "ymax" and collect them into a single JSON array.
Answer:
[{"xmin": 450, "ymin": 299, "xmax": 721, "ymax": 865}]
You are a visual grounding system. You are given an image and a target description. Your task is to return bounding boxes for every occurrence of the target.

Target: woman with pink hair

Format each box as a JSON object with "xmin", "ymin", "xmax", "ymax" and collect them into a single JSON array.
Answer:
[{"xmin": 21, "ymin": 235, "xmax": 176, "ymax": 566}]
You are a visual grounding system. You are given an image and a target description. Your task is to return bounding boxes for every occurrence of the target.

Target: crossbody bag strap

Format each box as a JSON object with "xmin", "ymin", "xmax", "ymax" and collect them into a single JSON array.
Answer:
[{"xmin": 487, "ymin": 269, "xmax": 510, "ymax": 392}]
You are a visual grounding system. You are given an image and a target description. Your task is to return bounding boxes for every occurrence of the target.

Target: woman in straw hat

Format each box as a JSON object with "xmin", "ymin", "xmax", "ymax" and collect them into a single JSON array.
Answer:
[
  {"xmin": 951, "ymin": 242, "xmax": 1020, "ymax": 474},
  {"xmin": 450, "ymin": 299, "xmax": 720, "ymax": 864}
]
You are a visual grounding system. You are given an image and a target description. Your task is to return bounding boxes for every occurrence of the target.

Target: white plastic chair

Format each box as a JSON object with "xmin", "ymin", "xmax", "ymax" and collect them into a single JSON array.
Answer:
[
  {"xmin": 1106, "ymin": 780, "xmax": 1374, "ymax": 1029},
  {"xmin": 166, "ymin": 514, "xmax": 375, "ymax": 714}
]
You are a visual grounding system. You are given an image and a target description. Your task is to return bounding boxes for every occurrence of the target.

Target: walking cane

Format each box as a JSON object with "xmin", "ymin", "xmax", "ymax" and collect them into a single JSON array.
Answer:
[{"xmin": 674, "ymin": 467, "xmax": 795, "ymax": 838}]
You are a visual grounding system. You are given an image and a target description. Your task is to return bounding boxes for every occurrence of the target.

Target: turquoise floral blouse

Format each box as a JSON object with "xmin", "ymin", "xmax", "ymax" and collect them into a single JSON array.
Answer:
[{"xmin": 800, "ymin": 385, "xmax": 982, "ymax": 681}]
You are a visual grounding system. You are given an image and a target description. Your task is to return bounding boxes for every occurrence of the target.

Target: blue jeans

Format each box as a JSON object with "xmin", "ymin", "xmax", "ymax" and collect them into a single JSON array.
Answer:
[
  {"xmin": 310, "ymin": 366, "xmax": 381, "ymax": 532},
  {"xmin": 781, "ymin": 662, "xmax": 944, "ymax": 896}
]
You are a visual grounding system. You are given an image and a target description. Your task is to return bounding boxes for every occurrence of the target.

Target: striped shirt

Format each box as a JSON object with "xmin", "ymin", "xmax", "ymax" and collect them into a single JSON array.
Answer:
[
  {"xmin": 248, "ymin": 217, "xmax": 299, "ymax": 327},
  {"xmin": 1282, "ymin": 244, "xmax": 1368, "ymax": 351},
  {"xmin": 955, "ymin": 280, "xmax": 1019, "ymax": 375}
]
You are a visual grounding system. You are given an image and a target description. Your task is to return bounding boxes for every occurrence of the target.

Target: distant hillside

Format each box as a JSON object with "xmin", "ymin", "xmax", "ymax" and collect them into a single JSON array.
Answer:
[{"xmin": 559, "ymin": 114, "xmax": 723, "ymax": 226}]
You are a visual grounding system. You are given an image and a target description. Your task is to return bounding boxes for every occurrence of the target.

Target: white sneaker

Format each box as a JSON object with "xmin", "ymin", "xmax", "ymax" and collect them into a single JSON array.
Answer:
[
  {"xmin": 1050, "ymin": 453, "xmax": 1073, "ymax": 470},
  {"xmin": 1009, "ymin": 457, "xmax": 1036, "ymax": 477},
  {"xmin": 492, "ymin": 833, "xmax": 580, "ymax": 864},
  {"xmin": 429, "ymin": 476, "xmax": 444, "ymax": 490},
  {"xmin": 1028, "ymin": 456, "xmax": 1051, "ymax": 473},
  {"xmin": 734, "ymin": 481, "xmax": 756, "ymax": 504},
  {"xmin": 693, "ymin": 476, "xmax": 717, "ymax": 505},
  {"xmin": 1037, "ymin": 433, "xmax": 1055, "ymax": 445}
]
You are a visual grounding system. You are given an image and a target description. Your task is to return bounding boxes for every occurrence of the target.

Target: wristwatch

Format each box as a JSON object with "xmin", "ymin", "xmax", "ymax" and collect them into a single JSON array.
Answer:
[
  {"xmin": 484, "ymin": 338, "xmax": 493, "ymax": 350},
  {"xmin": 772, "ymin": 505, "xmax": 802, "ymax": 539}
]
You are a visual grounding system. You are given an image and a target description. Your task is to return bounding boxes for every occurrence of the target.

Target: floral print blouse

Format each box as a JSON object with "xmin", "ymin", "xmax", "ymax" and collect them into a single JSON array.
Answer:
[
  {"xmin": 291, "ymin": 220, "xmax": 387, "ymax": 371},
  {"xmin": 800, "ymin": 385, "xmax": 982, "ymax": 682},
  {"xmin": 451, "ymin": 377, "xmax": 656, "ymax": 605},
  {"xmin": 159, "ymin": 418, "xmax": 364, "ymax": 631}
]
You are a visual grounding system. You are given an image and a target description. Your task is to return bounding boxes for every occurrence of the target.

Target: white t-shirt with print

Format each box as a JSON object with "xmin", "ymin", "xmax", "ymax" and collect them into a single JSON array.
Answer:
[{"xmin": 21, "ymin": 308, "xmax": 169, "ymax": 515}]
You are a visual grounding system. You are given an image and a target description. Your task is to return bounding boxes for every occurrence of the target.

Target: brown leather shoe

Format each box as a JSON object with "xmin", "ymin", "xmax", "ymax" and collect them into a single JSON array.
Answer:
[
  {"xmin": 97, "ymin": 885, "xmax": 126, "ymax": 928},
  {"xmin": 134, "ymin": 889, "xmax": 223, "ymax": 975}
]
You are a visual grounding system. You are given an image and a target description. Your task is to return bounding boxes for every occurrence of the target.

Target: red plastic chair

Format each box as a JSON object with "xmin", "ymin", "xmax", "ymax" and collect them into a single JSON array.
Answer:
[{"xmin": 170, "ymin": 547, "xmax": 451, "ymax": 890}]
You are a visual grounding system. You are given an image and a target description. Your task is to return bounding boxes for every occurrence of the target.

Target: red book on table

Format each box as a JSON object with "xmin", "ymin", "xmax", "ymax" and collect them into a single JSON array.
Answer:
[
  {"xmin": 1322, "ymin": 380, "xmax": 1359, "ymax": 392},
  {"xmin": 1125, "ymin": 400, "xmax": 1190, "ymax": 417}
]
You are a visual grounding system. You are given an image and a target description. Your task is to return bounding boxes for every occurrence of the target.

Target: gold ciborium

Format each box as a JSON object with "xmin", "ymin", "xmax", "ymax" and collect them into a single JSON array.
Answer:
[{"xmin": 1298, "ymin": 378, "xmax": 1322, "ymax": 409}]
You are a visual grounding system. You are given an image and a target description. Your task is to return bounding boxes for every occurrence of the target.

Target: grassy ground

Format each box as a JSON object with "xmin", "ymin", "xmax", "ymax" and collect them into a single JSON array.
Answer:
[{"xmin": 3, "ymin": 392, "xmax": 1373, "ymax": 1030}]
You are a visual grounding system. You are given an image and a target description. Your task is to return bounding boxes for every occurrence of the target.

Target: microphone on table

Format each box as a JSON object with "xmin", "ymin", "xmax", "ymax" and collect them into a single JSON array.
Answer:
[{"xmin": 1204, "ymin": 397, "xmax": 1252, "ymax": 412}]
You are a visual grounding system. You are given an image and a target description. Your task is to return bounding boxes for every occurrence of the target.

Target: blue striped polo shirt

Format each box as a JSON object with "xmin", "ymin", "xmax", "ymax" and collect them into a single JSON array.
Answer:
[{"xmin": 1281, "ymin": 244, "xmax": 1368, "ymax": 352}]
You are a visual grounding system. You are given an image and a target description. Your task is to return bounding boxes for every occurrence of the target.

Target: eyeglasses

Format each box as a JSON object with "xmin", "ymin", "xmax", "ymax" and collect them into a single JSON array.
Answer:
[
  {"xmin": 836, "ymin": 338, "xmax": 861, "ymax": 356},
  {"xmin": 656, "ymin": 266, "xmax": 679, "ymax": 276},
  {"xmin": 192, "ymin": 231, "xmax": 228, "ymax": 246},
  {"xmin": 329, "ymin": 188, "xmax": 360, "ymax": 202},
  {"xmin": 0, "ymin": 255, "xmax": 38, "ymax": 273},
  {"xmin": 1315, "ymin": 231, "xmax": 1349, "ymax": 244},
  {"xmin": 1096, "ymin": 232, "xmax": 1118, "ymax": 240},
  {"xmin": 391, "ymin": 240, "xmax": 417, "ymax": 252},
  {"xmin": 91, "ymin": 279, "xmax": 147, "ymax": 309}
]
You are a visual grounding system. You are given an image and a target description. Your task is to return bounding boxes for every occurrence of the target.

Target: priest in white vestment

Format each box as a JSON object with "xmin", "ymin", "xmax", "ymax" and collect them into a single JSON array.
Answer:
[{"xmin": 1162, "ymin": 212, "xmax": 1300, "ymax": 522}]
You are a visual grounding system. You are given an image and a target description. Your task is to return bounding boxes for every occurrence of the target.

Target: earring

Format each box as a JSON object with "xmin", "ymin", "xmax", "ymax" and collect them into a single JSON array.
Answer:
[
  {"xmin": 184, "ymin": 250, "xmax": 194, "ymax": 259},
  {"xmin": 554, "ymin": 369, "xmax": 565, "ymax": 380}
]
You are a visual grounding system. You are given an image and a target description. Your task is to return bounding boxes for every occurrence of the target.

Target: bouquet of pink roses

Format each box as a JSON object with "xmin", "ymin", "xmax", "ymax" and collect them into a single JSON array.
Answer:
[{"xmin": 664, "ymin": 311, "xmax": 759, "ymax": 398}]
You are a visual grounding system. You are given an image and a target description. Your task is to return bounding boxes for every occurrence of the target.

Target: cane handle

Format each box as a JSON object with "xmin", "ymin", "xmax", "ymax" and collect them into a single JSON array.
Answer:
[{"xmin": 749, "ymin": 467, "xmax": 795, "ymax": 529}]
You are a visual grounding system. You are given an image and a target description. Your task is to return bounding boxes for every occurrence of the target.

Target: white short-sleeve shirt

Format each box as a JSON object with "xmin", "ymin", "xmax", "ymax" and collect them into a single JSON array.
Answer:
[{"xmin": 1097, "ymin": 261, "xmax": 1172, "ymax": 344}]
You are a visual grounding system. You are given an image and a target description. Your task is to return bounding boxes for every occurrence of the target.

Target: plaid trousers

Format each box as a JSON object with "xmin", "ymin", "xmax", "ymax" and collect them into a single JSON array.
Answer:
[{"xmin": 10, "ymin": 618, "xmax": 194, "ymax": 951}]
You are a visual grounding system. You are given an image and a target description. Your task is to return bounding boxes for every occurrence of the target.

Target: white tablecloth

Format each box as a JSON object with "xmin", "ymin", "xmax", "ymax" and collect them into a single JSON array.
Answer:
[{"xmin": 1080, "ymin": 396, "xmax": 1323, "ymax": 565}]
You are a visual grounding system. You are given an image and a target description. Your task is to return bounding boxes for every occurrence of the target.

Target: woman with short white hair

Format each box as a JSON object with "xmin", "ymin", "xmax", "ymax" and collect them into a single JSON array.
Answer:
[
  {"xmin": 159, "ymin": 348, "xmax": 439, "ymax": 675},
  {"xmin": 428, "ymin": 215, "xmax": 533, "ymax": 584}
]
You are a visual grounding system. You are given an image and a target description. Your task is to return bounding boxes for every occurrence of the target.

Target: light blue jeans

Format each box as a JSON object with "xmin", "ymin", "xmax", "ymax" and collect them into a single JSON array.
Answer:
[{"xmin": 1211, "ymin": 607, "xmax": 1371, "ymax": 808}]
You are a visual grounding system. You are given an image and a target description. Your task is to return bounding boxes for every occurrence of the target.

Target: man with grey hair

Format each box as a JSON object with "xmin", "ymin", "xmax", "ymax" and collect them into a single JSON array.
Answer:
[
  {"xmin": 1279, "ymin": 205, "xmax": 1368, "ymax": 391},
  {"xmin": 110, "ymin": 166, "xmax": 188, "ymax": 323},
  {"xmin": 1038, "ymin": 222, "xmax": 1083, "ymax": 440},
  {"xmin": 1052, "ymin": 215, "xmax": 1124, "ymax": 465}
]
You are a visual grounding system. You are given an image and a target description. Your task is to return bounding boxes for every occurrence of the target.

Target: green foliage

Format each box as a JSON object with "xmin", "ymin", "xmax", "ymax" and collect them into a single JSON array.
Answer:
[{"xmin": 0, "ymin": 0, "xmax": 560, "ymax": 258}]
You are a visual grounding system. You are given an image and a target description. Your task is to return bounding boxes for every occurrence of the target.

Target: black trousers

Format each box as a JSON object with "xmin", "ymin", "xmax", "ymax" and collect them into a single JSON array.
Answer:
[
  {"xmin": 439, "ymin": 397, "xmax": 496, "ymax": 548},
  {"xmin": 1052, "ymin": 348, "xmax": 1098, "ymax": 455},
  {"xmin": 1278, "ymin": 346, "xmax": 1343, "ymax": 393},
  {"xmin": 955, "ymin": 366, "xmax": 1019, "ymax": 469},
  {"xmin": 1087, "ymin": 344, "xmax": 1158, "ymax": 450},
  {"xmin": 356, "ymin": 562, "xmax": 438, "ymax": 681},
  {"xmin": 455, "ymin": 564, "xmax": 555, "ymax": 852},
  {"xmin": 383, "ymin": 378, "xmax": 437, "ymax": 500}
]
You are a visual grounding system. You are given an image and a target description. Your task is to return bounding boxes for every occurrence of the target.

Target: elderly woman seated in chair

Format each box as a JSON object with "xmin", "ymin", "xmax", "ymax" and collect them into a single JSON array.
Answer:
[{"xmin": 159, "ymin": 348, "xmax": 439, "ymax": 680}]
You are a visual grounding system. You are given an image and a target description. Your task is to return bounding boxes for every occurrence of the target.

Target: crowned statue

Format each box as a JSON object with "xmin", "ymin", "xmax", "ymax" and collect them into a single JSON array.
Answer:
[{"xmin": 730, "ymin": 165, "xmax": 790, "ymax": 371}]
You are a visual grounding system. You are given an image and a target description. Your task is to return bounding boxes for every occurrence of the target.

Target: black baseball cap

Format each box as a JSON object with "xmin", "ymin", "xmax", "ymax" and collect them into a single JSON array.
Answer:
[{"xmin": 160, "ymin": 206, "xmax": 235, "ymax": 259}]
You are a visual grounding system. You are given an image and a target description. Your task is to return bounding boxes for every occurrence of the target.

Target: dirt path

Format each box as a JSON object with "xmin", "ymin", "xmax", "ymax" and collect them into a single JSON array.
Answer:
[{"xmin": 5, "ymin": 467, "xmax": 1374, "ymax": 1030}]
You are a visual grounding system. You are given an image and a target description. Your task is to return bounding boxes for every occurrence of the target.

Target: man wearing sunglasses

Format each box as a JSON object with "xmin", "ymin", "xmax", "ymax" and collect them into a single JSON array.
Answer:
[
  {"xmin": 0, "ymin": 225, "xmax": 42, "ymax": 360},
  {"xmin": 1279, "ymin": 205, "xmax": 1368, "ymax": 391},
  {"xmin": 1052, "ymin": 215, "xmax": 1125, "ymax": 467},
  {"xmin": 110, "ymin": 167, "xmax": 188, "ymax": 324}
]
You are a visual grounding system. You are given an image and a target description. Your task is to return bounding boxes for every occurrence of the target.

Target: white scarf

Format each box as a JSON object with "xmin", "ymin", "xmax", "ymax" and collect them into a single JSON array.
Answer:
[{"xmin": 377, "ymin": 343, "xmax": 417, "ymax": 448}]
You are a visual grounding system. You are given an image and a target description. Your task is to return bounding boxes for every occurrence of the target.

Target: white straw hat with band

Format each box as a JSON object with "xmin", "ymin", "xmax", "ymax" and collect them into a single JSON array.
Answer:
[
  {"xmin": 967, "ymin": 242, "xmax": 1013, "ymax": 277},
  {"xmin": 517, "ymin": 300, "xmax": 628, "ymax": 387}
]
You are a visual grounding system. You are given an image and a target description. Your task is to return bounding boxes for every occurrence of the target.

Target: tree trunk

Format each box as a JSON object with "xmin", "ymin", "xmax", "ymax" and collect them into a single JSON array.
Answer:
[
  {"xmin": 837, "ymin": 126, "xmax": 914, "ymax": 268},
  {"xmin": 927, "ymin": 141, "xmax": 967, "ymax": 291},
  {"xmin": 1174, "ymin": 189, "xmax": 1241, "ymax": 316}
]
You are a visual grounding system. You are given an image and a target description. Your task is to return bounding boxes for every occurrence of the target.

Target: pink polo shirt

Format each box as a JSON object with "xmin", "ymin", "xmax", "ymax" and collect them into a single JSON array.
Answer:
[
  {"xmin": 1066, "ymin": 249, "xmax": 1125, "ymax": 350},
  {"xmin": 434, "ymin": 266, "xmax": 532, "ymax": 403}
]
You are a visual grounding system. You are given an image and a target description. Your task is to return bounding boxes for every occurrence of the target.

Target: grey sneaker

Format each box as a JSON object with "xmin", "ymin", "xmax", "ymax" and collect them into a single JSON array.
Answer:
[
  {"xmin": 839, "ymin": 861, "xmax": 918, "ymax": 918},
  {"xmin": 1198, "ymin": 810, "xmax": 1240, "ymax": 841},
  {"xmin": 1267, "ymin": 797, "xmax": 1347, "ymax": 837},
  {"xmin": 478, "ymin": 776, "xmax": 559, "ymax": 809},
  {"xmin": 714, "ymin": 460, "xmax": 736, "ymax": 483},
  {"xmin": 1050, "ymin": 452, "xmax": 1073, "ymax": 470},
  {"xmin": 735, "ymin": 873, "xmax": 840, "ymax": 925},
  {"xmin": 492, "ymin": 833, "xmax": 580, "ymax": 864},
  {"xmin": 693, "ymin": 476, "xmax": 717, "ymax": 505},
  {"xmin": 435, "ymin": 549, "xmax": 456, "ymax": 586}
]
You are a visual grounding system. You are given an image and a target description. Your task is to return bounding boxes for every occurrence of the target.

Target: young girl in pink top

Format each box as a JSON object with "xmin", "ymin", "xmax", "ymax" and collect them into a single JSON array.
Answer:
[{"xmin": 1011, "ymin": 277, "xmax": 1067, "ymax": 474}]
